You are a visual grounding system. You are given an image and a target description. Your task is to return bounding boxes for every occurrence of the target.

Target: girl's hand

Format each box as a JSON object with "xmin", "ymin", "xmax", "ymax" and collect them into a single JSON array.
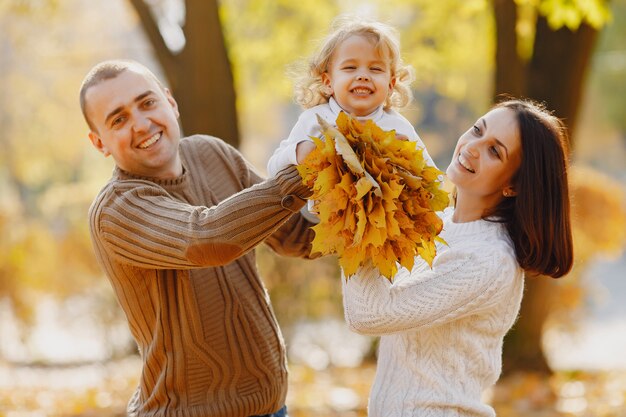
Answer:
[{"xmin": 296, "ymin": 140, "xmax": 317, "ymax": 164}]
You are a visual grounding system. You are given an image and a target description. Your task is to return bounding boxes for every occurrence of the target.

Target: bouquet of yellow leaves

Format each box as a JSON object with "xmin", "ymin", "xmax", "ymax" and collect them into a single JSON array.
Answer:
[{"xmin": 296, "ymin": 112, "xmax": 450, "ymax": 281}]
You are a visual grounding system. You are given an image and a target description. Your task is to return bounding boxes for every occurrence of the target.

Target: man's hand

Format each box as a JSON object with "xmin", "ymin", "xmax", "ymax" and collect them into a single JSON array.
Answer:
[{"xmin": 296, "ymin": 141, "xmax": 317, "ymax": 164}]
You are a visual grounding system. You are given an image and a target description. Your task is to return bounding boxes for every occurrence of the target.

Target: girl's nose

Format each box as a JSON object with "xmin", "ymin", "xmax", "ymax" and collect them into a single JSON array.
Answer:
[{"xmin": 356, "ymin": 74, "xmax": 370, "ymax": 81}]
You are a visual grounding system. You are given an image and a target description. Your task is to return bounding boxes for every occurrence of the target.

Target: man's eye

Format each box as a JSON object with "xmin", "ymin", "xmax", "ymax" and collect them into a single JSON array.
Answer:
[
  {"xmin": 143, "ymin": 99, "xmax": 156, "ymax": 107},
  {"xmin": 112, "ymin": 116, "xmax": 126, "ymax": 127}
]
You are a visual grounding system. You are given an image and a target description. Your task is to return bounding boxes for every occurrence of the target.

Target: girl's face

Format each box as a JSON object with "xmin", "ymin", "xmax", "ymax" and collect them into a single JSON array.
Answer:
[
  {"xmin": 322, "ymin": 35, "xmax": 395, "ymax": 117},
  {"xmin": 446, "ymin": 107, "xmax": 523, "ymax": 216}
]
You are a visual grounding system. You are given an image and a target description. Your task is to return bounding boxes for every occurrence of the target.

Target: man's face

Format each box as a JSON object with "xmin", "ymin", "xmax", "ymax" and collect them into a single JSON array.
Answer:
[{"xmin": 85, "ymin": 69, "xmax": 183, "ymax": 179}]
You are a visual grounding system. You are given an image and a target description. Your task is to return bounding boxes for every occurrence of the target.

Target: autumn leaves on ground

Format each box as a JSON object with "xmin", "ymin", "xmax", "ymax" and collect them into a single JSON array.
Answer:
[{"xmin": 2, "ymin": 359, "xmax": 626, "ymax": 417}]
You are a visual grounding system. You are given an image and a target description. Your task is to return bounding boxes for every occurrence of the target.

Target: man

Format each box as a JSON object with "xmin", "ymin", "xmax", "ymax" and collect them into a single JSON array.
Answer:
[{"xmin": 80, "ymin": 59, "xmax": 316, "ymax": 417}]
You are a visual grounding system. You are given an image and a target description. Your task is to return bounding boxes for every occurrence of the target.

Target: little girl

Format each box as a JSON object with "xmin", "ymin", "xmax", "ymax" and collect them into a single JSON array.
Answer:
[{"xmin": 267, "ymin": 16, "xmax": 434, "ymax": 187}]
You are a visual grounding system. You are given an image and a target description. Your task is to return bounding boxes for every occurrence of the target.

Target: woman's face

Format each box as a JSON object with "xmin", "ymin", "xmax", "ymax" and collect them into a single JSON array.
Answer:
[{"xmin": 446, "ymin": 107, "xmax": 522, "ymax": 212}]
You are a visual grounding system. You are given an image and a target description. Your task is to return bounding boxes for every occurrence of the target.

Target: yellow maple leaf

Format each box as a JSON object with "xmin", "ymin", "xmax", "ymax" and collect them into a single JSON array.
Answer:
[
  {"xmin": 298, "ymin": 112, "xmax": 450, "ymax": 281},
  {"xmin": 355, "ymin": 177, "xmax": 374, "ymax": 199},
  {"xmin": 418, "ymin": 237, "xmax": 437, "ymax": 267}
]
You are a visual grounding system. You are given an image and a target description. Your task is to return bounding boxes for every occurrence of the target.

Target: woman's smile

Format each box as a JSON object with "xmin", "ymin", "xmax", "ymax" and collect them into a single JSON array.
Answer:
[{"xmin": 457, "ymin": 153, "xmax": 475, "ymax": 173}]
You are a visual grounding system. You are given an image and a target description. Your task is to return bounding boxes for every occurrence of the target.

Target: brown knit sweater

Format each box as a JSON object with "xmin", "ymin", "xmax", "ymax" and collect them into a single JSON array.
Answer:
[{"xmin": 88, "ymin": 135, "xmax": 316, "ymax": 417}]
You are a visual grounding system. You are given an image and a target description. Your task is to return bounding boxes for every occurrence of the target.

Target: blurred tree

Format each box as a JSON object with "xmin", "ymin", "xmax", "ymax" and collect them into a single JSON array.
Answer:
[
  {"xmin": 128, "ymin": 0, "xmax": 240, "ymax": 146},
  {"xmin": 590, "ymin": 1, "xmax": 626, "ymax": 133},
  {"xmin": 494, "ymin": 0, "xmax": 611, "ymax": 143},
  {"xmin": 493, "ymin": 0, "xmax": 613, "ymax": 375},
  {"xmin": 0, "ymin": 1, "xmax": 91, "ymax": 324},
  {"xmin": 219, "ymin": 0, "xmax": 340, "ymax": 167},
  {"xmin": 0, "ymin": 0, "xmax": 141, "ymax": 361}
]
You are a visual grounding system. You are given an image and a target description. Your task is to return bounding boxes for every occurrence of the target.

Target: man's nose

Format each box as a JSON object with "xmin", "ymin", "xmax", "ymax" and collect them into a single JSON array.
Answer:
[{"xmin": 132, "ymin": 112, "xmax": 150, "ymax": 133}]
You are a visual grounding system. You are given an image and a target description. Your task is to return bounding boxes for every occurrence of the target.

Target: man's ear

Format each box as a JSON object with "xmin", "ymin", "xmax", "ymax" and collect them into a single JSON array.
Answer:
[
  {"xmin": 88, "ymin": 131, "xmax": 110, "ymax": 157},
  {"xmin": 164, "ymin": 87, "xmax": 180, "ymax": 119}
]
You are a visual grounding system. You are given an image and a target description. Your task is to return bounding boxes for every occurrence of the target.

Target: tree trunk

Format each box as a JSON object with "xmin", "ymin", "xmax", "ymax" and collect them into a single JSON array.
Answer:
[
  {"xmin": 493, "ymin": 0, "xmax": 600, "ymax": 376},
  {"xmin": 128, "ymin": 0, "xmax": 240, "ymax": 147},
  {"xmin": 493, "ymin": 0, "xmax": 526, "ymax": 99},
  {"xmin": 526, "ymin": 16, "xmax": 599, "ymax": 148},
  {"xmin": 502, "ymin": 275, "xmax": 555, "ymax": 375}
]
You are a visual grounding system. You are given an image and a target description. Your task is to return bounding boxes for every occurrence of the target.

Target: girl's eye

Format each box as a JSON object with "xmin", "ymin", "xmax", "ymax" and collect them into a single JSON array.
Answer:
[
  {"xmin": 343, "ymin": 66, "xmax": 356, "ymax": 70},
  {"xmin": 371, "ymin": 67, "xmax": 383, "ymax": 72},
  {"xmin": 472, "ymin": 125, "xmax": 480, "ymax": 135}
]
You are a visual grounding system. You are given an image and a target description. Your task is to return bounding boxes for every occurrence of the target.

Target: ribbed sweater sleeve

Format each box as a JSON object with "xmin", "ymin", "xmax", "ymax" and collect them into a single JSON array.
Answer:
[
  {"xmin": 202, "ymin": 135, "xmax": 317, "ymax": 259},
  {"xmin": 342, "ymin": 242, "xmax": 518, "ymax": 336},
  {"xmin": 90, "ymin": 155, "xmax": 311, "ymax": 270}
]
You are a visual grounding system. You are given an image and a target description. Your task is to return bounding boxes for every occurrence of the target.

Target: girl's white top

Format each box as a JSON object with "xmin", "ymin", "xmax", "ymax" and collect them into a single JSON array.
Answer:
[
  {"xmin": 266, "ymin": 97, "xmax": 433, "ymax": 177},
  {"xmin": 342, "ymin": 208, "xmax": 524, "ymax": 417}
]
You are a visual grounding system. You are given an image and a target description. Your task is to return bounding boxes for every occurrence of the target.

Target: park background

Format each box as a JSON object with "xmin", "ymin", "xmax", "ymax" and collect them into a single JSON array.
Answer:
[{"xmin": 0, "ymin": 0, "xmax": 625, "ymax": 416}]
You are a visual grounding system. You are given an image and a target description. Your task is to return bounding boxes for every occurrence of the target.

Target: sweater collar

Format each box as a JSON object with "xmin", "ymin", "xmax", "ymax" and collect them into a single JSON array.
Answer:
[
  {"xmin": 113, "ymin": 163, "xmax": 188, "ymax": 189},
  {"xmin": 328, "ymin": 97, "xmax": 385, "ymax": 122},
  {"xmin": 441, "ymin": 208, "xmax": 510, "ymax": 243}
]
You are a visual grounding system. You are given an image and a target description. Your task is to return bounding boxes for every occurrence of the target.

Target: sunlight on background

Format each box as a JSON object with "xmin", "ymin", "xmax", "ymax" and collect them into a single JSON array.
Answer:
[
  {"xmin": 0, "ymin": 0, "xmax": 625, "ymax": 416},
  {"xmin": 545, "ymin": 256, "xmax": 626, "ymax": 371}
]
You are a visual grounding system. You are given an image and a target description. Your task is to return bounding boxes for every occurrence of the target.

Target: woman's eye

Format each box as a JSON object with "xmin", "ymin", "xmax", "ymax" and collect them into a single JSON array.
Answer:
[
  {"xmin": 490, "ymin": 146, "xmax": 501, "ymax": 158},
  {"xmin": 472, "ymin": 125, "xmax": 480, "ymax": 135}
]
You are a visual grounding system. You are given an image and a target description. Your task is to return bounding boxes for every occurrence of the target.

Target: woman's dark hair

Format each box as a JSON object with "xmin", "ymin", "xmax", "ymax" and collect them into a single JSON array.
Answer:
[{"xmin": 486, "ymin": 99, "xmax": 573, "ymax": 278}]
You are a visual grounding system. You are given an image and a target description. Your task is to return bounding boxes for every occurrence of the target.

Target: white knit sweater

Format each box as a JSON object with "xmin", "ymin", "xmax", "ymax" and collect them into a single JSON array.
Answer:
[{"xmin": 342, "ymin": 209, "xmax": 524, "ymax": 417}]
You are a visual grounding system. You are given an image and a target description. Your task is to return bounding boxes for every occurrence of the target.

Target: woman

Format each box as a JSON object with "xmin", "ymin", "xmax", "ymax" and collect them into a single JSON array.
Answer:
[{"xmin": 342, "ymin": 99, "xmax": 574, "ymax": 417}]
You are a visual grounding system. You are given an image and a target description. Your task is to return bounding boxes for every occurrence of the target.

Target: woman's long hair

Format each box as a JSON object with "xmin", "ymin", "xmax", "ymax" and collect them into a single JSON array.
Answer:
[{"xmin": 486, "ymin": 99, "xmax": 574, "ymax": 278}]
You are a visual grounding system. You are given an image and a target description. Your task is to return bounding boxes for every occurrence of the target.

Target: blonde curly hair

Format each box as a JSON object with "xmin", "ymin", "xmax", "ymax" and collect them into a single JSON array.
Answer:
[{"xmin": 293, "ymin": 15, "xmax": 414, "ymax": 110}]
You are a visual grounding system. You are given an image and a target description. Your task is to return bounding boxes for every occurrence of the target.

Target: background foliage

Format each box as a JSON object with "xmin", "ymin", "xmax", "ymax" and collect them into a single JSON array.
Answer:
[{"xmin": 0, "ymin": 0, "xmax": 625, "ymax": 415}]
